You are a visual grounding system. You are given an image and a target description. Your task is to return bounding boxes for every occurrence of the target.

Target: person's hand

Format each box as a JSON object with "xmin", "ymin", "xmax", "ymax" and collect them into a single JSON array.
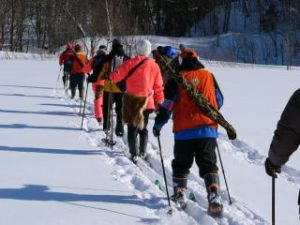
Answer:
[
  {"xmin": 226, "ymin": 125, "xmax": 237, "ymax": 140},
  {"xmin": 153, "ymin": 126, "xmax": 161, "ymax": 137},
  {"xmin": 87, "ymin": 76, "xmax": 92, "ymax": 83},
  {"xmin": 265, "ymin": 158, "xmax": 281, "ymax": 178}
]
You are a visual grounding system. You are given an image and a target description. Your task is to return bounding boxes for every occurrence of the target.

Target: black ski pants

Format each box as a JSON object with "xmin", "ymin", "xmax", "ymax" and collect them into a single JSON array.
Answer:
[
  {"xmin": 70, "ymin": 73, "xmax": 85, "ymax": 99},
  {"xmin": 172, "ymin": 138, "xmax": 218, "ymax": 179},
  {"xmin": 127, "ymin": 110, "xmax": 152, "ymax": 157},
  {"xmin": 102, "ymin": 91, "xmax": 123, "ymax": 131}
]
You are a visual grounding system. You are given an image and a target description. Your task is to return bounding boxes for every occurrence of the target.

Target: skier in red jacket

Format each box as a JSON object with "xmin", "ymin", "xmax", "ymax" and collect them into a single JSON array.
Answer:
[{"xmin": 59, "ymin": 43, "xmax": 74, "ymax": 91}]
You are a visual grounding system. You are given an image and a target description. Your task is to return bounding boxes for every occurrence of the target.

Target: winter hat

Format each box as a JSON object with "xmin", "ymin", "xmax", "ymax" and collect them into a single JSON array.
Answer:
[
  {"xmin": 112, "ymin": 39, "xmax": 121, "ymax": 49},
  {"xmin": 165, "ymin": 46, "xmax": 176, "ymax": 58},
  {"xmin": 180, "ymin": 49, "xmax": 198, "ymax": 59},
  {"xmin": 74, "ymin": 44, "xmax": 81, "ymax": 52},
  {"xmin": 157, "ymin": 46, "xmax": 165, "ymax": 55},
  {"xmin": 66, "ymin": 43, "xmax": 73, "ymax": 50},
  {"xmin": 179, "ymin": 44, "xmax": 186, "ymax": 52},
  {"xmin": 99, "ymin": 45, "xmax": 107, "ymax": 50},
  {"xmin": 136, "ymin": 39, "xmax": 151, "ymax": 56}
]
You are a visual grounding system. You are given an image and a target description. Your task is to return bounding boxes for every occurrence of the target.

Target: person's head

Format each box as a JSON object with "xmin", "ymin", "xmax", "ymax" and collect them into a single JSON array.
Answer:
[
  {"xmin": 111, "ymin": 39, "xmax": 124, "ymax": 56},
  {"xmin": 135, "ymin": 39, "xmax": 151, "ymax": 56},
  {"xmin": 112, "ymin": 39, "xmax": 122, "ymax": 51},
  {"xmin": 179, "ymin": 49, "xmax": 204, "ymax": 70},
  {"xmin": 157, "ymin": 46, "xmax": 165, "ymax": 56},
  {"xmin": 74, "ymin": 44, "xmax": 81, "ymax": 52},
  {"xmin": 164, "ymin": 46, "xmax": 176, "ymax": 58},
  {"xmin": 179, "ymin": 44, "xmax": 186, "ymax": 52},
  {"xmin": 66, "ymin": 43, "xmax": 73, "ymax": 50},
  {"xmin": 152, "ymin": 49, "xmax": 161, "ymax": 60},
  {"xmin": 180, "ymin": 49, "xmax": 197, "ymax": 59},
  {"xmin": 97, "ymin": 45, "xmax": 107, "ymax": 55}
]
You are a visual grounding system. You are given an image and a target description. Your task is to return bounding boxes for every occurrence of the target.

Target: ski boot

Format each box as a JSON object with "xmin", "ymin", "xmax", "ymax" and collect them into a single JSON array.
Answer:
[
  {"xmin": 171, "ymin": 188, "xmax": 187, "ymax": 209},
  {"xmin": 130, "ymin": 155, "xmax": 138, "ymax": 164},
  {"xmin": 96, "ymin": 118, "xmax": 102, "ymax": 126},
  {"xmin": 204, "ymin": 173, "xmax": 223, "ymax": 217},
  {"xmin": 207, "ymin": 191, "xmax": 223, "ymax": 217}
]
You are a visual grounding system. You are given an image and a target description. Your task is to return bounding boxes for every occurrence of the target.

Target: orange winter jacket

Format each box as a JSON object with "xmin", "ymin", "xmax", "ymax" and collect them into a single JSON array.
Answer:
[
  {"xmin": 71, "ymin": 51, "xmax": 87, "ymax": 74},
  {"xmin": 110, "ymin": 56, "xmax": 164, "ymax": 109},
  {"xmin": 173, "ymin": 69, "xmax": 218, "ymax": 132}
]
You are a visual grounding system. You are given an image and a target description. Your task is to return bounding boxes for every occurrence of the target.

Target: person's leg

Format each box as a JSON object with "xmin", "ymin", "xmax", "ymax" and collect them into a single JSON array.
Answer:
[
  {"xmin": 138, "ymin": 110, "xmax": 151, "ymax": 157},
  {"xmin": 62, "ymin": 70, "xmax": 67, "ymax": 86},
  {"xmin": 102, "ymin": 91, "xmax": 112, "ymax": 131},
  {"xmin": 195, "ymin": 138, "xmax": 223, "ymax": 215},
  {"xmin": 93, "ymin": 84, "xmax": 104, "ymax": 122},
  {"xmin": 77, "ymin": 74, "xmax": 85, "ymax": 100},
  {"xmin": 127, "ymin": 124, "xmax": 139, "ymax": 162},
  {"xmin": 172, "ymin": 139, "xmax": 195, "ymax": 195},
  {"xmin": 69, "ymin": 74, "xmax": 76, "ymax": 99},
  {"xmin": 114, "ymin": 93, "xmax": 124, "ymax": 136}
]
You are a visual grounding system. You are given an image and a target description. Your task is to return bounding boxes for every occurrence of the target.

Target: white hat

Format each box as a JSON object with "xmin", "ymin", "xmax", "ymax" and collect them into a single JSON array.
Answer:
[{"xmin": 135, "ymin": 39, "xmax": 151, "ymax": 56}]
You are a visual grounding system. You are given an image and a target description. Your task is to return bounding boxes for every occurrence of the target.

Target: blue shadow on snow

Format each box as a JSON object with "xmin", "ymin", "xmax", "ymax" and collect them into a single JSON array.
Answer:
[
  {"xmin": 0, "ymin": 145, "xmax": 100, "ymax": 155},
  {"xmin": 0, "ymin": 123, "xmax": 80, "ymax": 131},
  {"xmin": 0, "ymin": 184, "xmax": 162, "ymax": 222}
]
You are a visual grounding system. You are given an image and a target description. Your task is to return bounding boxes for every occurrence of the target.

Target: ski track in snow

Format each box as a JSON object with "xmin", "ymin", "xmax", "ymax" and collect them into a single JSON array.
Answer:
[
  {"xmin": 51, "ymin": 87, "xmax": 271, "ymax": 225},
  {"xmin": 218, "ymin": 134, "xmax": 300, "ymax": 185}
]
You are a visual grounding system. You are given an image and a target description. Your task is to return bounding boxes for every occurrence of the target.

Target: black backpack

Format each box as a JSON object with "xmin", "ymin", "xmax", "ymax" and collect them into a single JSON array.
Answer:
[{"xmin": 88, "ymin": 55, "xmax": 105, "ymax": 83}]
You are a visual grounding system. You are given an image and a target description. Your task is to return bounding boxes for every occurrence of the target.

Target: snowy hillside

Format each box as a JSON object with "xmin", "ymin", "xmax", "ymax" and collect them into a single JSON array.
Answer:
[
  {"xmin": 1, "ymin": 44, "xmax": 300, "ymax": 225},
  {"xmin": 190, "ymin": 0, "xmax": 300, "ymax": 66}
]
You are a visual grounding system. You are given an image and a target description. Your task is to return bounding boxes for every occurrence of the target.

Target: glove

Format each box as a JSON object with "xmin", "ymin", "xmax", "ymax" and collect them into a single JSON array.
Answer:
[
  {"xmin": 153, "ymin": 126, "xmax": 161, "ymax": 137},
  {"xmin": 87, "ymin": 75, "xmax": 93, "ymax": 83},
  {"xmin": 265, "ymin": 158, "xmax": 281, "ymax": 178},
  {"xmin": 87, "ymin": 73, "xmax": 96, "ymax": 83},
  {"xmin": 226, "ymin": 125, "xmax": 237, "ymax": 140}
]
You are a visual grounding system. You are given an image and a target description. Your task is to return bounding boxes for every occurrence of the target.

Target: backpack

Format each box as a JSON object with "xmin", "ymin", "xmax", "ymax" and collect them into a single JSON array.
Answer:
[{"xmin": 88, "ymin": 55, "xmax": 105, "ymax": 83}]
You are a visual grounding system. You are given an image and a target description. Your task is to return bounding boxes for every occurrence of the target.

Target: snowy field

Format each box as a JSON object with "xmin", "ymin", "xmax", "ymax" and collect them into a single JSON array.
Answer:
[{"xmin": 0, "ymin": 48, "xmax": 300, "ymax": 225}]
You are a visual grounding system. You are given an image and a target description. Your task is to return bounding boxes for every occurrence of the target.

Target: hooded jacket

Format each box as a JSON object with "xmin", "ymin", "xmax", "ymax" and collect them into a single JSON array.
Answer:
[
  {"xmin": 268, "ymin": 89, "xmax": 300, "ymax": 166},
  {"xmin": 109, "ymin": 55, "xmax": 164, "ymax": 109}
]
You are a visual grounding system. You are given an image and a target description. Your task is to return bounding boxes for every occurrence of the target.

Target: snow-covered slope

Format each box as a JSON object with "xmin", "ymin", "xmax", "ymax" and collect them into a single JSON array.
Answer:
[{"xmin": 1, "ymin": 48, "xmax": 300, "ymax": 225}]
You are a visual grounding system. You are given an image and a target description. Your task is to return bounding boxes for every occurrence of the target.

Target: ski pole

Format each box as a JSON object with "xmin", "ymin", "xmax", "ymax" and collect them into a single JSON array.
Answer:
[
  {"xmin": 298, "ymin": 189, "xmax": 300, "ymax": 219},
  {"xmin": 109, "ymin": 91, "xmax": 114, "ymax": 149},
  {"xmin": 216, "ymin": 143, "xmax": 232, "ymax": 205},
  {"xmin": 80, "ymin": 78, "xmax": 89, "ymax": 129},
  {"xmin": 157, "ymin": 136, "xmax": 172, "ymax": 214},
  {"xmin": 272, "ymin": 175, "xmax": 275, "ymax": 225},
  {"xmin": 55, "ymin": 67, "xmax": 62, "ymax": 90}
]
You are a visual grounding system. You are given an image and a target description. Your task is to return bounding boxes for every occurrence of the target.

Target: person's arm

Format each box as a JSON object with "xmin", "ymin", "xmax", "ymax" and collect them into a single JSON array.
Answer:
[
  {"xmin": 265, "ymin": 89, "xmax": 300, "ymax": 177},
  {"xmin": 268, "ymin": 89, "xmax": 300, "ymax": 166},
  {"xmin": 153, "ymin": 77, "xmax": 178, "ymax": 135},
  {"xmin": 152, "ymin": 63, "xmax": 164, "ymax": 105},
  {"xmin": 109, "ymin": 59, "xmax": 132, "ymax": 83}
]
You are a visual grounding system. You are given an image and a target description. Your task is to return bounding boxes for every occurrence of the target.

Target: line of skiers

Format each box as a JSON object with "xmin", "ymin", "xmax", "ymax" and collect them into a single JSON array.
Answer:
[
  {"xmin": 59, "ymin": 38, "xmax": 300, "ymax": 218},
  {"xmin": 59, "ymin": 39, "xmax": 227, "ymax": 216}
]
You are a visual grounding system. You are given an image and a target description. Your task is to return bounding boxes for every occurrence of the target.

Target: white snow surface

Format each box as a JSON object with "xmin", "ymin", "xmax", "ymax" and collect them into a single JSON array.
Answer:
[{"xmin": 0, "ymin": 45, "xmax": 300, "ymax": 225}]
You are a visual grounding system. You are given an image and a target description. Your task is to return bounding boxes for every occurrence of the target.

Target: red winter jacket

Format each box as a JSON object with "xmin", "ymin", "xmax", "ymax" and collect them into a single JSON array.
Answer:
[
  {"xmin": 59, "ymin": 49, "xmax": 74, "ymax": 66},
  {"xmin": 109, "ymin": 55, "xmax": 164, "ymax": 109}
]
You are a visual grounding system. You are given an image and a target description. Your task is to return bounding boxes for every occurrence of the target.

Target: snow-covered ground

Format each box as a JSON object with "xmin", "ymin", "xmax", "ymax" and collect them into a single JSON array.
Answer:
[{"xmin": 0, "ymin": 47, "xmax": 299, "ymax": 225}]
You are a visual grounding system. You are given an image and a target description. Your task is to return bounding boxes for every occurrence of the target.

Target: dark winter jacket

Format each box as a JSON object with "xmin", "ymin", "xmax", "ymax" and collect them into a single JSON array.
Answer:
[{"xmin": 268, "ymin": 89, "xmax": 300, "ymax": 166}]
